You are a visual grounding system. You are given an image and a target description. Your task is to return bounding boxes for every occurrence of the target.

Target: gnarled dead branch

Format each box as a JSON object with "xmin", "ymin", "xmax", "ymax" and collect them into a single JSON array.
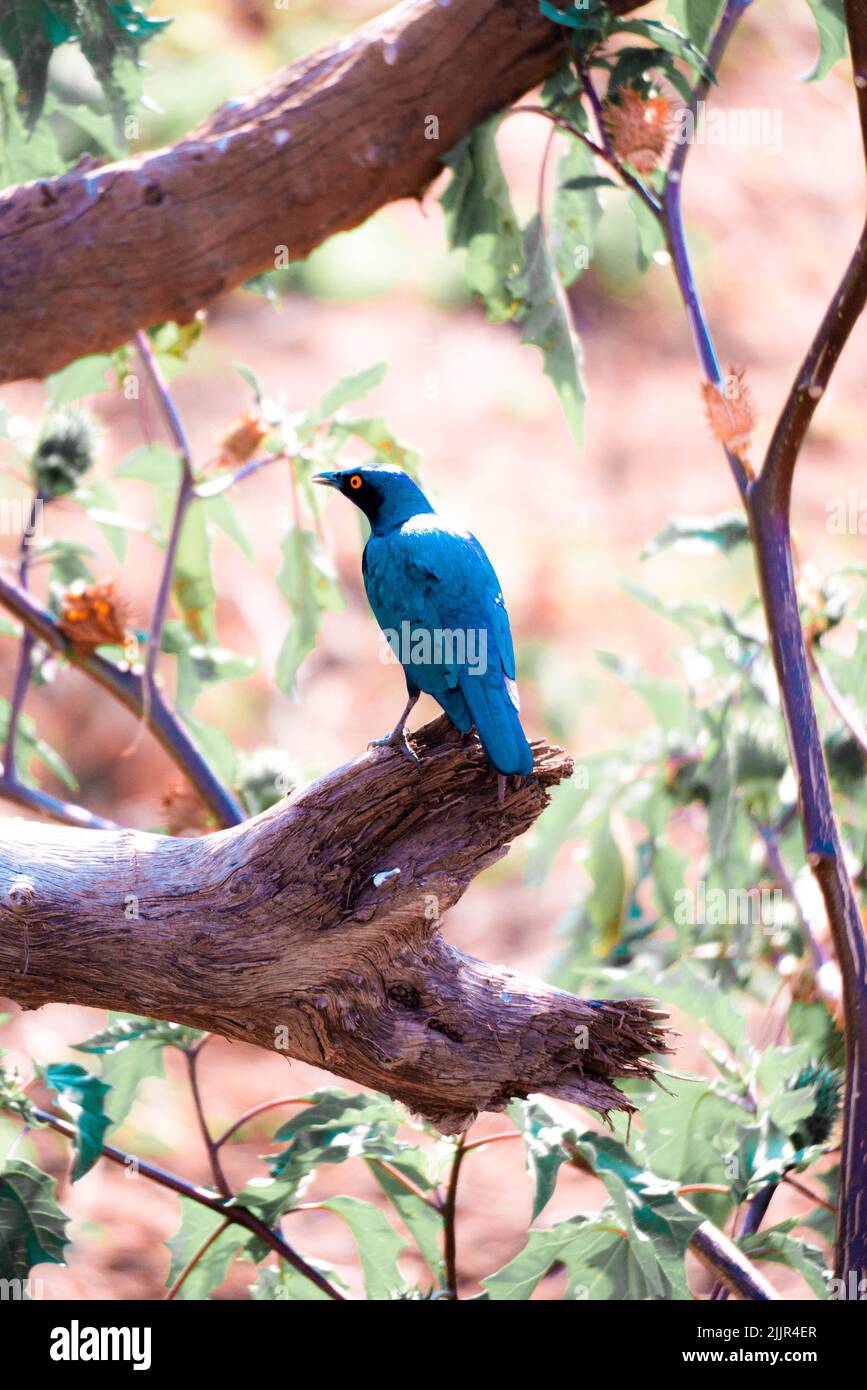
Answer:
[{"xmin": 0, "ymin": 718, "xmax": 668, "ymax": 1131}]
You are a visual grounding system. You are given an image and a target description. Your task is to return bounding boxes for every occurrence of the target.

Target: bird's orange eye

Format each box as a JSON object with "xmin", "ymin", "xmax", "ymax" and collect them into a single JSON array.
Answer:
[{"xmin": 350, "ymin": 475, "xmax": 362, "ymax": 490}]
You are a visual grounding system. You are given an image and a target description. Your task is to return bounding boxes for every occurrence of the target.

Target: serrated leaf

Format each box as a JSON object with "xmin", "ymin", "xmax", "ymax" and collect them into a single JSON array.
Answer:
[
  {"xmin": 440, "ymin": 118, "xmax": 524, "ymax": 323},
  {"xmin": 551, "ymin": 137, "xmax": 605, "ymax": 287},
  {"xmin": 641, "ymin": 510, "xmax": 750, "ymax": 558},
  {"xmin": 0, "ymin": 1159, "xmax": 69, "ymax": 1280},
  {"xmin": 511, "ymin": 214, "xmax": 586, "ymax": 447},
  {"xmin": 739, "ymin": 1222, "xmax": 830, "ymax": 1298},
  {"xmin": 509, "ymin": 1095, "xmax": 581, "ymax": 1220},
  {"xmin": 275, "ymin": 527, "xmax": 343, "ymax": 695},
  {"xmin": 368, "ymin": 1160, "xmax": 444, "ymax": 1281},
  {"xmin": 166, "ymin": 1201, "xmax": 257, "ymax": 1301},
  {"xmin": 666, "ymin": 0, "xmax": 724, "ymax": 52},
  {"xmin": 47, "ymin": 355, "xmax": 114, "ymax": 406},
  {"xmin": 318, "ymin": 362, "xmax": 386, "ymax": 418},
  {"xmin": 320, "ymin": 1196, "xmax": 406, "ymax": 1300},
  {"xmin": 44, "ymin": 1062, "xmax": 110, "ymax": 1180}
]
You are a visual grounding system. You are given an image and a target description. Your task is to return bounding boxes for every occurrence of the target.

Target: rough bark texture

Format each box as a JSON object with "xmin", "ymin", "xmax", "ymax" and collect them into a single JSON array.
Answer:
[
  {"xmin": 0, "ymin": 0, "xmax": 645, "ymax": 384},
  {"xmin": 0, "ymin": 717, "xmax": 668, "ymax": 1131}
]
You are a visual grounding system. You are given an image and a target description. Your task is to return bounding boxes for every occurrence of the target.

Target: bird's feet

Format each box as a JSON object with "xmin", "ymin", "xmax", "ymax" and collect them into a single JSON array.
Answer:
[{"xmin": 369, "ymin": 726, "xmax": 420, "ymax": 765}]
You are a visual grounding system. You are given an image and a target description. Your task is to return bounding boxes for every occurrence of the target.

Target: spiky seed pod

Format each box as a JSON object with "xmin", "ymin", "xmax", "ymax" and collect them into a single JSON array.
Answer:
[
  {"xmin": 787, "ymin": 1060, "xmax": 842, "ymax": 1148},
  {"xmin": 31, "ymin": 408, "xmax": 99, "ymax": 499},
  {"xmin": 824, "ymin": 725, "xmax": 867, "ymax": 796},
  {"xmin": 217, "ymin": 411, "xmax": 269, "ymax": 468},
  {"xmin": 236, "ymin": 747, "xmax": 297, "ymax": 817},
  {"xmin": 731, "ymin": 716, "xmax": 789, "ymax": 789},
  {"xmin": 604, "ymin": 85, "xmax": 673, "ymax": 174},
  {"xmin": 664, "ymin": 751, "xmax": 712, "ymax": 807},
  {"xmin": 58, "ymin": 580, "xmax": 131, "ymax": 656},
  {"xmin": 700, "ymin": 367, "xmax": 756, "ymax": 463}
]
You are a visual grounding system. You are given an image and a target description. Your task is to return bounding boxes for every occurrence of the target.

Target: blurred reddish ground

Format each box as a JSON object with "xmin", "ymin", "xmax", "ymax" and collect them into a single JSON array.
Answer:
[{"xmin": 0, "ymin": 0, "xmax": 861, "ymax": 1297}]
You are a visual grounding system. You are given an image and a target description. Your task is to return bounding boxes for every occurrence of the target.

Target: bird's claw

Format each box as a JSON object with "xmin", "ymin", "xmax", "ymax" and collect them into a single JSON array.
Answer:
[{"xmin": 368, "ymin": 730, "xmax": 420, "ymax": 765}]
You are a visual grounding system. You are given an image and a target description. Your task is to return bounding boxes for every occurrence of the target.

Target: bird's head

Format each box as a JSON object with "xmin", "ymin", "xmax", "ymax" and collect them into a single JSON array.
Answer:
[{"xmin": 312, "ymin": 463, "xmax": 434, "ymax": 534}]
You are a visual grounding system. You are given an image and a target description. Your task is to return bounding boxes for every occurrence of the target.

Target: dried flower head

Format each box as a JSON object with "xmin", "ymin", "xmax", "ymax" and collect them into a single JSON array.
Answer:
[
  {"xmin": 59, "ymin": 580, "xmax": 131, "ymax": 656},
  {"xmin": 216, "ymin": 411, "xmax": 269, "ymax": 468},
  {"xmin": 700, "ymin": 367, "xmax": 757, "ymax": 462},
  {"xmin": 605, "ymin": 86, "xmax": 673, "ymax": 174},
  {"xmin": 160, "ymin": 780, "xmax": 212, "ymax": 837}
]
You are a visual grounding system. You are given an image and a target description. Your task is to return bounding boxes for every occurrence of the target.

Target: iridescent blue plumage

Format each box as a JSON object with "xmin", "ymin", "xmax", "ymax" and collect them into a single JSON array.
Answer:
[{"xmin": 313, "ymin": 464, "xmax": 534, "ymax": 777}]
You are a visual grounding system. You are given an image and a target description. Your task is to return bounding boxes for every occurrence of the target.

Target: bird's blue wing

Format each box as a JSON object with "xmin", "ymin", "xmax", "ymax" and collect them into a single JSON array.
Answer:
[{"xmin": 363, "ymin": 521, "xmax": 532, "ymax": 774}]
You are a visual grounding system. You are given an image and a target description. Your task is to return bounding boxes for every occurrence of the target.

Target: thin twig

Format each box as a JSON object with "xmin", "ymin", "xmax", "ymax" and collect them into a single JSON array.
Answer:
[
  {"xmin": 186, "ymin": 1043, "xmax": 231, "ymax": 1197},
  {"xmin": 442, "ymin": 1135, "xmax": 466, "ymax": 1299},
  {"xmin": 2, "ymin": 495, "xmax": 40, "ymax": 781},
  {"xmin": 508, "ymin": 105, "xmax": 661, "ymax": 214},
  {"xmin": 214, "ymin": 1095, "xmax": 313, "ymax": 1149},
  {"xmin": 165, "ymin": 1217, "xmax": 231, "ymax": 1300},
  {"xmin": 0, "ymin": 776, "xmax": 122, "ymax": 831}
]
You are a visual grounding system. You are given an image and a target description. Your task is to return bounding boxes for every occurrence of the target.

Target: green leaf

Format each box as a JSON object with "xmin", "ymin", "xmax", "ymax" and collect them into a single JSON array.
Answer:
[
  {"xmin": 0, "ymin": 0, "xmax": 170, "ymax": 129},
  {"xmin": 801, "ymin": 0, "xmax": 847, "ymax": 81},
  {"xmin": 666, "ymin": 0, "xmax": 724, "ymax": 52},
  {"xmin": 630, "ymin": 190, "xmax": 665, "ymax": 273},
  {"xmin": 510, "ymin": 214, "xmax": 586, "ymax": 447},
  {"xmin": 739, "ymin": 1222, "xmax": 830, "ymax": 1298},
  {"xmin": 275, "ymin": 527, "xmax": 343, "ymax": 695},
  {"xmin": 73, "ymin": 1015, "xmax": 203, "ymax": 1130},
  {"xmin": 47, "ymin": 355, "xmax": 114, "ymax": 406},
  {"xmin": 509, "ymin": 1096, "xmax": 581, "ymax": 1220},
  {"xmin": 0, "ymin": 1159, "xmax": 69, "ymax": 1280},
  {"xmin": 173, "ymin": 500, "xmax": 217, "ymax": 644},
  {"xmin": 0, "ymin": 59, "xmax": 61, "ymax": 185},
  {"xmin": 641, "ymin": 511, "xmax": 751, "ymax": 558},
  {"xmin": 368, "ymin": 1159, "xmax": 444, "ymax": 1281},
  {"xmin": 268, "ymin": 1090, "xmax": 405, "ymax": 1181},
  {"xmin": 551, "ymin": 137, "xmax": 605, "ymax": 287},
  {"xmin": 615, "ymin": 17, "xmax": 716, "ymax": 83},
  {"xmin": 319, "ymin": 1196, "xmax": 406, "ymax": 1300},
  {"xmin": 318, "ymin": 362, "xmax": 386, "ymax": 418},
  {"xmin": 117, "ymin": 442, "xmax": 181, "ymax": 487},
  {"xmin": 177, "ymin": 708, "xmax": 237, "ymax": 784},
  {"xmin": 596, "ymin": 650, "xmax": 693, "ymax": 735},
  {"xmin": 166, "ymin": 1200, "xmax": 258, "ymax": 1301},
  {"xmin": 44, "ymin": 1062, "xmax": 110, "ymax": 1181},
  {"xmin": 440, "ymin": 118, "xmax": 525, "ymax": 323},
  {"xmin": 204, "ymin": 494, "xmax": 254, "ymax": 562},
  {"xmin": 250, "ymin": 1259, "xmax": 343, "ymax": 1301}
]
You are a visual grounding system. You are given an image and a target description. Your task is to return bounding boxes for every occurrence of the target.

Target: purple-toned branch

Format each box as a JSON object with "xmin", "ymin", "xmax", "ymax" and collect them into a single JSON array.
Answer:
[
  {"xmin": 0, "ymin": 570, "xmax": 243, "ymax": 826},
  {"xmin": 134, "ymin": 332, "xmax": 195, "ymax": 689}
]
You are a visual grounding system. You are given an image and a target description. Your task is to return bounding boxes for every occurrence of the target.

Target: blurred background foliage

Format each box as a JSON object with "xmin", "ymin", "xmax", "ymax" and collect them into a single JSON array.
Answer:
[{"xmin": 0, "ymin": 0, "xmax": 865, "ymax": 1298}]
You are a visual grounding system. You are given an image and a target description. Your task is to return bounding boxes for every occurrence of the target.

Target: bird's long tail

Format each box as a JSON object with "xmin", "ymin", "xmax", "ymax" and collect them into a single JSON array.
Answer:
[{"xmin": 459, "ymin": 669, "xmax": 534, "ymax": 776}]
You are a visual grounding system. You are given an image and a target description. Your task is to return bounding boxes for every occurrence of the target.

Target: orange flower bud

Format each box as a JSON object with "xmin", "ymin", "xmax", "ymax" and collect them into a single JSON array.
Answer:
[{"xmin": 59, "ymin": 580, "xmax": 131, "ymax": 656}]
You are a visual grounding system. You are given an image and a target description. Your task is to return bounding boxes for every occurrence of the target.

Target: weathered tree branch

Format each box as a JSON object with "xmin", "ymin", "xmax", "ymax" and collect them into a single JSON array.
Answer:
[
  {"xmin": 0, "ymin": 0, "xmax": 645, "ymax": 384},
  {"xmin": 0, "ymin": 717, "xmax": 669, "ymax": 1131}
]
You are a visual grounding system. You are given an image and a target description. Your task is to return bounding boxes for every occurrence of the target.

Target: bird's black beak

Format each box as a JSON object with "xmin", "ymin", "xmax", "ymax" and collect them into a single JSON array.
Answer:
[{"xmin": 312, "ymin": 471, "xmax": 341, "ymax": 490}]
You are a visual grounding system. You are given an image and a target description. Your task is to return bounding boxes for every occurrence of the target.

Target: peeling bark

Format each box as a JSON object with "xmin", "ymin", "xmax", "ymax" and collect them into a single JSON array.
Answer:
[
  {"xmin": 0, "ymin": 718, "xmax": 668, "ymax": 1131},
  {"xmin": 0, "ymin": 0, "xmax": 645, "ymax": 384}
]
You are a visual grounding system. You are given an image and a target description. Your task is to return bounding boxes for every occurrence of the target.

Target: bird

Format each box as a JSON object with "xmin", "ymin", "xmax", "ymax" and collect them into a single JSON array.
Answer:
[{"xmin": 313, "ymin": 464, "xmax": 534, "ymax": 795}]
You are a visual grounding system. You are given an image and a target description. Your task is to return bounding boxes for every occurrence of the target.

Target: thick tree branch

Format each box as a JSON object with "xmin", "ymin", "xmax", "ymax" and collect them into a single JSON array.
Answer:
[
  {"xmin": 0, "ymin": 0, "xmax": 646, "ymax": 384},
  {"xmin": 0, "ymin": 717, "xmax": 669, "ymax": 1131}
]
